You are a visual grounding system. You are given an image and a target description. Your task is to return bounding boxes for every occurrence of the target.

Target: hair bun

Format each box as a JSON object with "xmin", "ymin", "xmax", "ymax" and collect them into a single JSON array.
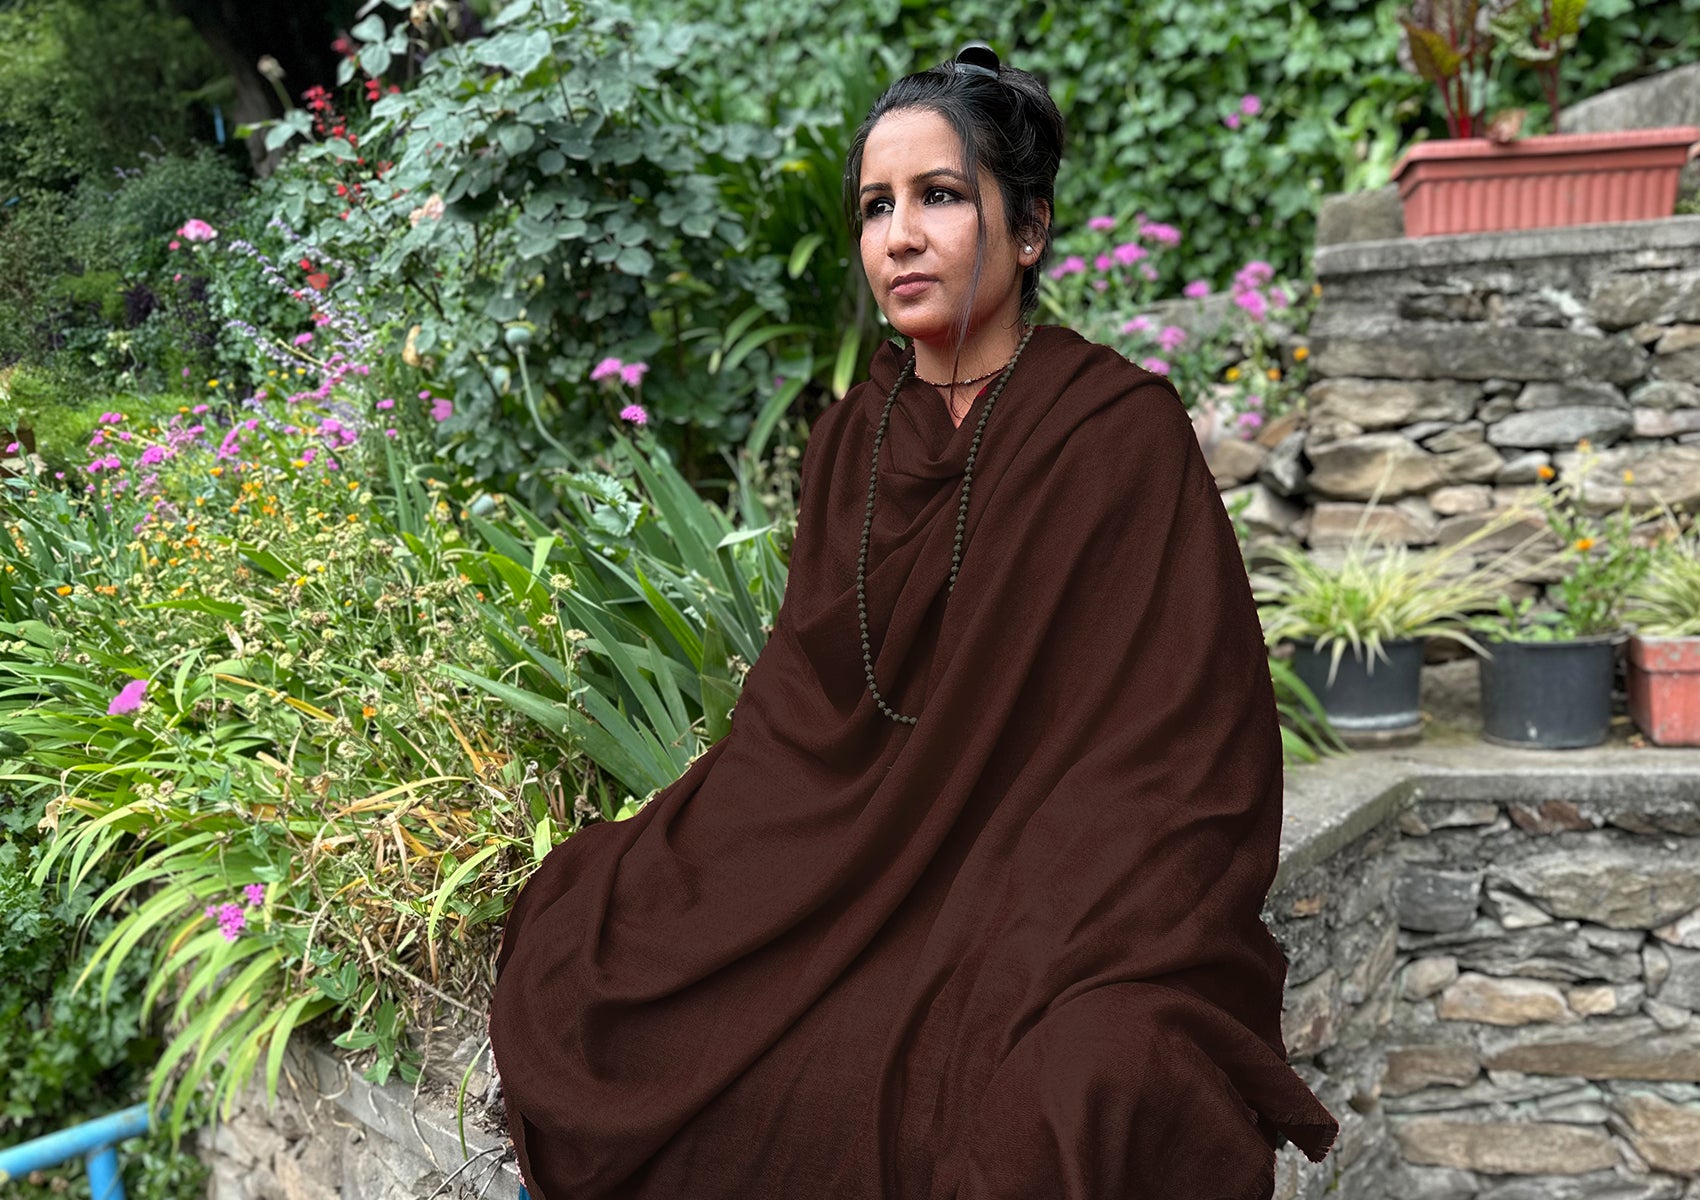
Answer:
[{"xmin": 953, "ymin": 40, "xmax": 1000, "ymax": 79}]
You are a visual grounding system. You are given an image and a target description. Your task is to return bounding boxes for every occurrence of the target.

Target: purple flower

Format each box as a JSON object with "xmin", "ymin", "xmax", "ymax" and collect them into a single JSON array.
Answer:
[
  {"xmin": 1233, "ymin": 290, "xmax": 1269, "ymax": 321},
  {"xmin": 1121, "ymin": 316, "xmax": 1154, "ymax": 336},
  {"xmin": 1157, "ymin": 325, "xmax": 1188, "ymax": 352},
  {"xmin": 618, "ymin": 362, "xmax": 649, "ymax": 388},
  {"xmin": 97, "ymin": 412, "xmax": 123, "ymax": 425},
  {"xmin": 430, "ymin": 398, "xmax": 454, "ymax": 422},
  {"xmin": 1235, "ymin": 260, "xmax": 1275, "ymax": 289},
  {"xmin": 137, "ymin": 445, "xmax": 168, "ymax": 467},
  {"xmin": 1093, "ymin": 253, "xmax": 1114, "ymax": 273},
  {"xmin": 192, "ymin": 404, "xmax": 209, "ymax": 415},
  {"xmin": 1240, "ymin": 94, "xmax": 1263, "ymax": 116},
  {"xmin": 1224, "ymin": 113, "xmax": 1242, "ymax": 130},
  {"xmin": 1087, "ymin": 215, "xmax": 1117, "ymax": 232},
  {"xmin": 108, "ymin": 678, "xmax": 148, "ymax": 716},
  {"xmin": 1139, "ymin": 357, "xmax": 1171, "ymax": 375},
  {"xmin": 620, "ymin": 403, "xmax": 649, "ymax": 426},
  {"xmin": 3, "ymin": 442, "xmax": 15, "ymax": 455},
  {"xmin": 1138, "ymin": 221, "xmax": 1182, "ymax": 247},
  {"xmin": 1112, "ymin": 242, "xmax": 1147, "ymax": 266},
  {"xmin": 590, "ymin": 356, "xmax": 624, "ymax": 382},
  {"xmin": 244, "ymin": 883, "xmax": 266, "ymax": 906},
  {"xmin": 292, "ymin": 332, "xmax": 313, "ymax": 347},
  {"xmin": 204, "ymin": 901, "xmax": 246, "ymax": 941},
  {"xmin": 1183, "ymin": 280, "xmax": 1211, "ymax": 299},
  {"xmin": 1270, "ymin": 286, "xmax": 1291, "ymax": 308},
  {"xmin": 1139, "ymin": 263, "xmax": 1159, "ymax": 282}
]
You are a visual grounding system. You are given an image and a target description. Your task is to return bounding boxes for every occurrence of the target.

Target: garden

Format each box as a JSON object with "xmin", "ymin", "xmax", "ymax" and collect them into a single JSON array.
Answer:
[{"xmin": 4, "ymin": 0, "xmax": 1700, "ymax": 1194}]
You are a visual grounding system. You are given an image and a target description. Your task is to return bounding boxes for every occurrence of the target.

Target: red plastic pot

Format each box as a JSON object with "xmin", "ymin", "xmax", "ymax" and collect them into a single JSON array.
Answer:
[
  {"xmin": 1627, "ymin": 635, "xmax": 1700, "ymax": 747},
  {"xmin": 1391, "ymin": 126, "xmax": 1700, "ymax": 238}
]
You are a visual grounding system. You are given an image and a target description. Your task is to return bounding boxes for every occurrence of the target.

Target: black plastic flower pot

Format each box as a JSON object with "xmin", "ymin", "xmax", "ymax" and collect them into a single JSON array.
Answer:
[
  {"xmin": 1289, "ymin": 637, "xmax": 1425, "ymax": 746},
  {"xmin": 1477, "ymin": 634, "xmax": 1622, "ymax": 749}
]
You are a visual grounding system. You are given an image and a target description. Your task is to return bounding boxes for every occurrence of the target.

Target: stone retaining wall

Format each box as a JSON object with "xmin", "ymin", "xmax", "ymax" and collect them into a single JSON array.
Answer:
[
  {"xmin": 1268, "ymin": 767, "xmax": 1700, "ymax": 1200},
  {"xmin": 1210, "ymin": 216, "xmax": 1700, "ymax": 588}
]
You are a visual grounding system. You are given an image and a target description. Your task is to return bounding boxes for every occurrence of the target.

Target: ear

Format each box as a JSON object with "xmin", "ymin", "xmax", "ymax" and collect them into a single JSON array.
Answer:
[{"xmin": 1018, "ymin": 199, "xmax": 1053, "ymax": 266}]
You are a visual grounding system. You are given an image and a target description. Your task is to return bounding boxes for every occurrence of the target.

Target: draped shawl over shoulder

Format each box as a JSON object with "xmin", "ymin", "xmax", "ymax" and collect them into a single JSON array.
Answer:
[{"xmin": 489, "ymin": 324, "xmax": 1339, "ymax": 1200}]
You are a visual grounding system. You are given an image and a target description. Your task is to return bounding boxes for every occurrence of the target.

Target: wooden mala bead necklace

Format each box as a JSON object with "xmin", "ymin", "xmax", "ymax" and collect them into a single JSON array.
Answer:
[{"xmin": 857, "ymin": 325, "xmax": 1035, "ymax": 725}]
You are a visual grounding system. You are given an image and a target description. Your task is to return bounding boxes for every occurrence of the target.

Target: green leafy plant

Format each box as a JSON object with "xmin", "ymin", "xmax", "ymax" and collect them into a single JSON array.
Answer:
[
  {"xmin": 1489, "ymin": 0, "xmax": 1588, "ymax": 130},
  {"xmin": 1620, "ymin": 529, "xmax": 1700, "ymax": 638},
  {"xmin": 1467, "ymin": 446, "xmax": 1656, "ymax": 642},
  {"xmin": 1253, "ymin": 487, "xmax": 1559, "ymax": 685}
]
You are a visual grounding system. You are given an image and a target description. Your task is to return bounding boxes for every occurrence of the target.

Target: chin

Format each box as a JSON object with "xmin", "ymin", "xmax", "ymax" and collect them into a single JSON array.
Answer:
[{"xmin": 883, "ymin": 308, "xmax": 960, "ymax": 346}]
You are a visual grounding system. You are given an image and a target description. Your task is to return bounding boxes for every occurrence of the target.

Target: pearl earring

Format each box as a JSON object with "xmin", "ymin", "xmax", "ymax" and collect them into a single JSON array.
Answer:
[{"xmin": 1023, "ymin": 245, "xmax": 1033, "ymax": 253}]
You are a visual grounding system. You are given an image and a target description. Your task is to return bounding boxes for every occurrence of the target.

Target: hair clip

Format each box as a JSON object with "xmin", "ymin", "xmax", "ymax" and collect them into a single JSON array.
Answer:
[{"xmin": 954, "ymin": 40, "xmax": 1000, "ymax": 79}]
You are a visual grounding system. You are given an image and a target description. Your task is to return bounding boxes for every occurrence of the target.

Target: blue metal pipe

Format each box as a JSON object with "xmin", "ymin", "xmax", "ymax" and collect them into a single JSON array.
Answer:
[
  {"xmin": 86, "ymin": 1144, "xmax": 124, "ymax": 1200},
  {"xmin": 0, "ymin": 1104, "xmax": 149, "ymax": 1184}
]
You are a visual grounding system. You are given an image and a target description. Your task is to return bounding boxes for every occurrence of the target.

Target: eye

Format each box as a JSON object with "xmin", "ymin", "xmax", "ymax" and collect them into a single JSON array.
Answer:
[
  {"xmin": 862, "ymin": 196, "xmax": 893, "ymax": 219},
  {"xmin": 923, "ymin": 186, "xmax": 960, "ymax": 205}
]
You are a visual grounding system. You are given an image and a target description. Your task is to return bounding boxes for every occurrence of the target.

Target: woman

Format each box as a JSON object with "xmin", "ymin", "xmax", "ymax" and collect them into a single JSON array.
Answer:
[{"xmin": 489, "ymin": 43, "xmax": 1338, "ymax": 1200}]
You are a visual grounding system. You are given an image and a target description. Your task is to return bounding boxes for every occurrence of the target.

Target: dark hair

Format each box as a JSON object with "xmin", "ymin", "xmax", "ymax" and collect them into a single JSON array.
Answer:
[{"xmin": 844, "ymin": 45, "xmax": 1066, "ymax": 334}]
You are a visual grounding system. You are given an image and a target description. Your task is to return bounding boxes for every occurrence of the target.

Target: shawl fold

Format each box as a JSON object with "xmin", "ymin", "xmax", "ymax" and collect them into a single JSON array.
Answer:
[{"xmin": 490, "ymin": 325, "xmax": 1339, "ymax": 1199}]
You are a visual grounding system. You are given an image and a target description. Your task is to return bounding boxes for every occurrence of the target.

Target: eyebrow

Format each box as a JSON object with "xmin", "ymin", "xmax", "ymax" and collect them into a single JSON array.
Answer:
[{"xmin": 859, "ymin": 168, "xmax": 970, "ymax": 197}]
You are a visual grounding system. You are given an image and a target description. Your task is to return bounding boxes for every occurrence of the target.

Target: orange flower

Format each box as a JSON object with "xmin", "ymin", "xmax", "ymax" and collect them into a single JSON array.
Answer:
[
  {"xmin": 361, "ymin": 705, "xmax": 377, "ymax": 720},
  {"xmin": 1266, "ymin": 367, "xmax": 1281, "ymax": 381},
  {"xmin": 1623, "ymin": 470, "xmax": 1635, "ymax": 484},
  {"xmin": 1292, "ymin": 346, "xmax": 1309, "ymax": 361},
  {"xmin": 54, "ymin": 584, "xmax": 72, "ymax": 596},
  {"xmin": 1574, "ymin": 537, "xmax": 1595, "ymax": 552},
  {"xmin": 1576, "ymin": 437, "xmax": 1592, "ymax": 452},
  {"xmin": 1536, "ymin": 465, "xmax": 1556, "ymax": 480}
]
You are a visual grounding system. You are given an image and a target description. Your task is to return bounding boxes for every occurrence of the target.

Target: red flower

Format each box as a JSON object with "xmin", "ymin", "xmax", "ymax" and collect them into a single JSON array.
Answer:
[
  {"xmin": 307, "ymin": 272, "xmax": 330, "ymax": 290},
  {"xmin": 335, "ymin": 183, "xmax": 348, "ymax": 196},
  {"xmin": 299, "ymin": 257, "xmax": 312, "ymax": 271},
  {"xmin": 331, "ymin": 36, "xmax": 352, "ymax": 56}
]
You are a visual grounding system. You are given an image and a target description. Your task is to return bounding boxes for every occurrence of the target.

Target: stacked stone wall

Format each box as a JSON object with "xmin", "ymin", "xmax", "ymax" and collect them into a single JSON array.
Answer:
[
  {"xmin": 1268, "ymin": 781, "xmax": 1700, "ymax": 1200},
  {"xmin": 1211, "ymin": 217, "xmax": 1700, "ymax": 592}
]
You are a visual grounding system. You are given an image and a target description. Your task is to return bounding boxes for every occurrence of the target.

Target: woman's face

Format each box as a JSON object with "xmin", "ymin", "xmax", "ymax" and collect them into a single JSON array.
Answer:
[{"xmin": 856, "ymin": 107, "xmax": 1035, "ymax": 353}]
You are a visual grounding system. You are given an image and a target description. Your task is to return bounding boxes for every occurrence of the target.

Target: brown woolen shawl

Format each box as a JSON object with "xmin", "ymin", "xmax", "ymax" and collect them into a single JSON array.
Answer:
[{"xmin": 489, "ymin": 324, "xmax": 1338, "ymax": 1199}]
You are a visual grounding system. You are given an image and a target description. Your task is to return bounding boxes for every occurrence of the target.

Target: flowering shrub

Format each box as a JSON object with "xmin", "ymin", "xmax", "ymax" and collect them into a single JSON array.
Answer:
[{"xmin": 1041, "ymin": 219, "xmax": 1318, "ymax": 438}]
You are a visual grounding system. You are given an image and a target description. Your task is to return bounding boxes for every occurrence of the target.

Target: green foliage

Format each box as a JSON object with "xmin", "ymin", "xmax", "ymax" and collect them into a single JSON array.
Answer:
[
  {"xmin": 254, "ymin": 0, "xmax": 830, "ymax": 494},
  {"xmin": 0, "ymin": 824, "xmax": 209, "ymax": 1200},
  {"xmin": 0, "ymin": 0, "xmax": 219, "ymax": 202},
  {"xmin": 1625, "ymin": 535, "xmax": 1700, "ymax": 638}
]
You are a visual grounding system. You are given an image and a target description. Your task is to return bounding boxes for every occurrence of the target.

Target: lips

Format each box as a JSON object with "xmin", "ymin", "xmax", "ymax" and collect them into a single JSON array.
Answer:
[{"xmin": 889, "ymin": 274, "xmax": 936, "ymax": 299}]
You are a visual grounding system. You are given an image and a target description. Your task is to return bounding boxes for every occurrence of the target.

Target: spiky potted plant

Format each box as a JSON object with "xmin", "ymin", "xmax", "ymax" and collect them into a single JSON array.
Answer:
[
  {"xmin": 1253, "ymin": 499, "xmax": 1552, "ymax": 747},
  {"xmin": 1392, "ymin": 0, "xmax": 1698, "ymax": 236},
  {"xmin": 1624, "ymin": 533, "xmax": 1700, "ymax": 746}
]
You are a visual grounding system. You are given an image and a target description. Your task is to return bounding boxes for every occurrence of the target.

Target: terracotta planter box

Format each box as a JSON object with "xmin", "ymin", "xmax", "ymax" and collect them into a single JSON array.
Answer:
[
  {"xmin": 1391, "ymin": 126, "xmax": 1700, "ymax": 238},
  {"xmin": 1627, "ymin": 634, "xmax": 1700, "ymax": 747}
]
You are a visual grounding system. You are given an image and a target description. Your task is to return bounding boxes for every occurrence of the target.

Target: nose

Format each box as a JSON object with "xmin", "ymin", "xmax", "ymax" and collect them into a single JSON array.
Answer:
[{"xmin": 884, "ymin": 196, "xmax": 923, "ymax": 259}]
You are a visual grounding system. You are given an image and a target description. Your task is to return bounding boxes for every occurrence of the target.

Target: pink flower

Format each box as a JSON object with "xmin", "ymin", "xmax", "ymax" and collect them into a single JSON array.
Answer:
[
  {"xmin": 97, "ymin": 412, "xmax": 123, "ymax": 424},
  {"xmin": 1139, "ymin": 357, "xmax": 1171, "ymax": 375},
  {"xmin": 620, "ymin": 403, "xmax": 649, "ymax": 426},
  {"xmin": 1046, "ymin": 255, "xmax": 1087, "ymax": 280},
  {"xmin": 1233, "ymin": 290, "xmax": 1269, "ymax": 321},
  {"xmin": 1139, "ymin": 263, "xmax": 1159, "ymax": 282},
  {"xmin": 590, "ymin": 356, "xmax": 624, "ymax": 382},
  {"xmin": 181, "ymin": 367, "xmax": 190, "ymax": 378},
  {"xmin": 167, "ymin": 240, "xmax": 180, "ymax": 251},
  {"xmin": 1235, "ymin": 260, "xmax": 1275, "ymax": 289},
  {"xmin": 1157, "ymin": 325, "xmax": 1188, "ymax": 352},
  {"xmin": 293, "ymin": 332, "xmax": 313, "ymax": 347},
  {"xmin": 1111, "ymin": 242, "xmax": 1146, "ymax": 266},
  {"xmin": 1138, "ymin": 221, "xmax": 1181, "ymax": 246},
  {"xmin": 1238, "ymin": 410, "xmax": 1265, "ymax": 430},
  {"xmin": 430, "ymin": 398, "xmax": 454, "ymax": 422},
  {"xmin": 1270, "ymin": 286, "xmax": 1290, "ymax": 308},
  {"xmin": 244, "ymin": 883, "xmax": 266, "ymax": 906},
  {"xmin": 177, "ymin": 218, "xmax": 218, "ymax": 243},
  {"xmin": 173, "ymin": 273, "xmax": 182, "ymax": 282},
  {"xmin": 3, "ymin": 442, "xmax": 15, "ymax": 455},
  {"xmin": 418, "ymin": 390, "xmax": 432, "ymax": 400},
  {"xmin": 376, "ymin": 398, "xmax": 395, "ymax": 410},
  {"xmin": 618, "ymin": 362, "xmax": 649, "ymax": 388},
  {"xmin": 1121, "ymin": 316, "xmax": 1153, "ymax": 336},
  {"xmin": 1087, "ymin": 215, "xmax": 1117, "ymax": 232},
  {"xmin": 205, "ymin": 902, "xmax": 246, "ymax": 941},
  {"xmin": 192, "ymin": 404, "xmax": 209, "ymax": 415},
  {"xmin": 1240, "ymin": 94, "xmax": 1263, "ymax": 116},
  {"xmin": 384, "ymin": 428, "xmax": 399, "ymax": 438},
  {"xmin": 1224, "ymin": 113, "xmax": 1242, "ymax": 130},
  {"xmin": 1183, "ymin": 280, "xmax": 1211, "ymax": 299},
  {"xmin": 108, "ymin": 678, "xmax": 148, "ymax": 716},
  {"xmin": 1094, "ymin": 253, "xmax": 1114, "ymax": 273}
]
